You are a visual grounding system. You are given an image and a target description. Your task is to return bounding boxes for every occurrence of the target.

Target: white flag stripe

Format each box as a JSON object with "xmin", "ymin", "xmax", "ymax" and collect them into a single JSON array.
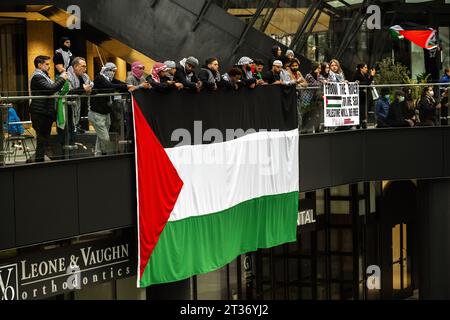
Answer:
[{"xmin": 165, "ymin": 129, "xmax": 299, "ymax": 222}]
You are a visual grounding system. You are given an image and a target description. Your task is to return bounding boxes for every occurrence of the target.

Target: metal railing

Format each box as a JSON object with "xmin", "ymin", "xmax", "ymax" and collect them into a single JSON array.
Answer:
[
  {"xmin": 2, "ymin": 82, "xmax": 449, "ymax": 167},
  {"xmin": 0, "ymin": 92, "xmax": 134, "ymax": 167},
  {"xmin": 296, "ymin": 82, "xmax": 450, "ymax": 134}
]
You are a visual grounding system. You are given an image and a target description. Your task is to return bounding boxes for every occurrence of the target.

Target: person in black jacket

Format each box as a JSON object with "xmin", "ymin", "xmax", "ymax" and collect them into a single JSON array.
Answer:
[
  {"xmin": 221, "ymin": 67, "xmax": 243, "ymax": 90},
  {"xmin": 352, "ymin": 64, "xmax": 375, "ymax": 128},
  {"xmin": 263, "ymin": 60, "xmax": 283, "ymax": 85},
  {"xmin": 236, "ymin": 56, "xmax": 259, "ymax": 88},
  {"xmin": 30, "ymin": 55, "xmax": 68, "ymax": 162},
  {"xmin": 174, "ymin": 56, "xmax": 202, "ymax": 91},
  {"xmin": 198, "ymin": 58, "xmax": 221, "ymax": 91},
  {"xmin": 146, "ymin": 62, "xmax": 183, "ymax": 92},
  {"xmin": 89, "ymin": 62, "xmax": 136, "ymax": 155},
  {"xmin": 418, "ymin": 86, "xmax": 441, "ymax": 126},
  {"xmin": 386, "ymin": 91, "xmax": 415, "ymax": 127}
]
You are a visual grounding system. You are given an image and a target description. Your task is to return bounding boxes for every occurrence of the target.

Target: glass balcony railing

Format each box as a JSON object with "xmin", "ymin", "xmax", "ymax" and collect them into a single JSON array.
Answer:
[
  {"xmin": 1, "ymin": 82, "xmax": 449, "ymax": 167},
  {"xmin": 297, "ymin": 82, "xmax": 450, "ymax": 134},
  {"xmin": 0, "ymin": 90, "xmax": 133, "ymax": 167}
]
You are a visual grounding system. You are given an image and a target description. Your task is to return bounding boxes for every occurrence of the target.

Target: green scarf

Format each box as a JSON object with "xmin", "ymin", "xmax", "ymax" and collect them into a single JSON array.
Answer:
[{"xmin": 56, "ymin": 80, "xmax": 70, "ymax": 130}]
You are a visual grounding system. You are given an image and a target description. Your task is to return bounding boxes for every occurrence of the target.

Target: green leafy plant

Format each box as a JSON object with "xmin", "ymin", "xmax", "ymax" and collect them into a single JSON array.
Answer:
[
  {"xmin": 373, "ymin": 58, "xmax": 411, "ymax": 85},
  {"xmin": 374, "ymin": 58, "xmax": 432, "ymax": 102},
  {"xmin": 404, "ymin": 72, "xmax": 431, "ymax": 102}
]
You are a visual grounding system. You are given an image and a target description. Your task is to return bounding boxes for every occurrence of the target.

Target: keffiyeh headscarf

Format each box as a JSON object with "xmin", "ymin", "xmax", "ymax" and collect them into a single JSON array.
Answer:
[
  {"xmin": 100, "ymin": 62, "xmax": 117, "ymax": 81},
  {"xmin": 31, "ymin": 69, "xmax": 54, "ymax": 84},
  {"xmin": 151, "ymin": 62, "xmax": 167, "ymax": 83},
  {"xmin": 132, "ymin": 61, "xmax": 145, "ymax": 79}
]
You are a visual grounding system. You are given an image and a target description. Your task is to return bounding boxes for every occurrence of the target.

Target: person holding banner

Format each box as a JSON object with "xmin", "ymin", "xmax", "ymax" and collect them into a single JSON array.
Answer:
[{"xmin": 329, "ymin": 59, "xmax": 346, "ymax": 83}]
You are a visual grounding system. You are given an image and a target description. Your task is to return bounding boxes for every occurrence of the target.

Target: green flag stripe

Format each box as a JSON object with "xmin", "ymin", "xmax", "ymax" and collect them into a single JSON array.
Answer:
[{"xmin": 140, "ymin": 191, "xmax": 299, "ymax": 287}]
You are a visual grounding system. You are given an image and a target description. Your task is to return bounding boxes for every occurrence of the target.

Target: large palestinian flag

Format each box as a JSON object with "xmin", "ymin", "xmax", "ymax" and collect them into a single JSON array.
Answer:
[
  {"xmin": 390, "ymin": 25, "xmax": 437, "ymax": 49},
  {"xmin": 132, "ymin": 86, "xmax": 299, "ymax": 287}
]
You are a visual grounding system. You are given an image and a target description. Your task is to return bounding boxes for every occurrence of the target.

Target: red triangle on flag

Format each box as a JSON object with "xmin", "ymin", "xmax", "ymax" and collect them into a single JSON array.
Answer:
[
  {"xmin": 399, "ymin": 29, "xmax": 436, "ymax": 49},
  {"xmin": 133, "ymin": 99, "xmax": 184, "ymax": 279}
]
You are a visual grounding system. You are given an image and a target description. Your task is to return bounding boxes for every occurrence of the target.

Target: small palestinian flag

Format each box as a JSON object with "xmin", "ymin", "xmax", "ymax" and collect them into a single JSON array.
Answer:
[
  {"xmin": 390, "ymin": 25, "xmax": 437, "ymax": 50},
  {"xmin": 325, "ymin": 96, "xmax": 342, "ymax": 108},
  {"xmin": 133, "ymin": 86, "xmax": 300, "ymax": 287}
]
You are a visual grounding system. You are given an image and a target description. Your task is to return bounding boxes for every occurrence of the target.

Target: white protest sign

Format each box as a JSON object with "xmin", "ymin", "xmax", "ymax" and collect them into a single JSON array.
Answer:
[{"xmin": 323, "ymin": 82, "xmax": 360, "ymax": 127}]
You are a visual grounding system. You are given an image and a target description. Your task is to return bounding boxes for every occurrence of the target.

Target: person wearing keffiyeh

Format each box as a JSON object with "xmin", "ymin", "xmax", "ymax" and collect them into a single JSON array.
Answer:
[
  {"xmin": 126, "ymin": 61, "xmax": 151, "ymax": 89},
  {"xmin": 146, "ymin": 62, "xmax": 183, "ymax": 91},
  {"xmin": 54, "ymin": 37, "xmax": 73, "ymax": 76},
  {"xmin": 30, "ymin": 55, "xmax": 67, "ymax": 162},
  {"xmin": 89, "ymin": 62, "xmax": 136, "ymax": 155},
  {"xmin": 56, "ymin": 57, "xmax": 93, "ymax": 150}
]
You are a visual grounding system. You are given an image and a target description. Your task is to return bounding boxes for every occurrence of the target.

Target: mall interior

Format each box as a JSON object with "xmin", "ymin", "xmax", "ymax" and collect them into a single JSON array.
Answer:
[{"xmin": 1, "ymin": 0, "xmax": 450, "ymax": 301}]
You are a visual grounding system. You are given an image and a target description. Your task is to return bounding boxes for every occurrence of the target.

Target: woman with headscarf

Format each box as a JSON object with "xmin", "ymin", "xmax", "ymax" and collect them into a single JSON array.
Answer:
[
  {"xmin": 89, "ymin": 62, "xmax": 136, "ymax": 155},
  {"xmin": 126, "ymin": 61, "xmax": 151, "ymax": 89},
  {"xmin": 54, "ymin": 36, "xmax": 73, "ymax": 76}
]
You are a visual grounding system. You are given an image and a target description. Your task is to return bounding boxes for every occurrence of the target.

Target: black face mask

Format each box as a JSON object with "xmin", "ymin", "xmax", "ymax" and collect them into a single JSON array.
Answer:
[
  {"xmin": 291, "ymin": 68, "xmax": 299, "ymax": 72},
  {"xmin": 62, "ymin": 45, "xmax": 70, "ymax": 51}
]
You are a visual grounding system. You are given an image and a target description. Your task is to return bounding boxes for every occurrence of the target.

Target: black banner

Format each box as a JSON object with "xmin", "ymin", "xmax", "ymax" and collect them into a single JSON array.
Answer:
[{"xmin": 132, "ymin": 86, "xmax": 298, "ymax": 148}]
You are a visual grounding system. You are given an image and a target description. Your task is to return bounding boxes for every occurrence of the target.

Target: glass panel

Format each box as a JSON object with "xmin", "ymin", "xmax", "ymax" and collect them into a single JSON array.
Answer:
[
  {"xmin": 300, "ymin": 259, "xmax": 312, "ymax": 281},
  {"xmin": 403, "ymin": 223, "xmax": 409, "ymax": 288},
  {"xmin": 330, "ymin": 185, "xmax": 350, "ymax": 196},
  {"xmin": 1, "ymin": 93, "xmax": 134, "ymax": 166},
  {"xmin": 330, "ymin": 201, "xmax": 350, "ymax": 214},
  {"xmin": 392, "ymin": 224, "xmax": 401, "ymax": 290}
]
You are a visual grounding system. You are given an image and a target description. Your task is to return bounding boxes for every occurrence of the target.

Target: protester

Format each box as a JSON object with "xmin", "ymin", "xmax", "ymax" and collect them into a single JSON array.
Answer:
[
  {"xmin": 418, "ymin": 86, "xmax": 441, "ymax": 126},
  {"xmin": 440, "ymin": 68, "xmax": 450, "ymax": 83},
  {"xmin": 319, "ymin": 62, "xmax": 330, "ymax": 82},
  {"xmin": 287, "ymin": 58, "xmax": 308, "ymax": 87},
  {"xmin": 58, "ymin": 57, "xmax": 94, "ymax": 149},
  {"xmin": 160, "ymin": 61, "xmax": 184, "ymax": 90},
  {"xmin": 329, "ymin": 59, "xmax": 346, "ymax": 82},
  {"xmin": 53, "ymin": 37, "xmax": 73, "ymax": 76},
  {"xmin": 126, "ymin": 61, "xmax": 151, "ymax": 89},
  {"xmin": 30, "ymin": 55, "xmax": 68, "ymax": 162},
  {"xmin": 237, "ymin": 56, "xmax": 258, "ymax": 88},
  {"xmin": 282, "ymin": 49, "xmax": 295, "ymax": 66},
  {"xmin": 221, "ymin": 67, "xmax": 243, "ymax": 90},
  {"xmin": 441, "ymin": 87, "xmax": 449, "ymax": 125},
  {"xmin": 198, "ymin": 57, "xmax": 221, "ymax": 91},
  {"xmin": 175, "ymin": 56, "xmax": 202, "ymax": 91},
  {"xmin": 264, "ymin": 60, "xmax": 283, "ymax": 85},
  {"xmin": 387, "ymin": 90, "xmax": 415, "ymax": 127},
  {"xmin": 268, "ymin": 46, "xmax": 283, "ymax": 68},
  {"xmin": 252, "ymin": 59, "xmax": 265, "ymax": 82},
  {"xmin": 352, "ymin": 63, "xmax": 375, "ymax": 128},
  {"xmin": 89, "ymin": 62, "xmax": 136, "ymax": 155},
  {"xmin": 302, "ymin": 62, "xmax": 322, "ymax": 105},
  {"xmin": 376, "ymin": 87, "xmax": 391, "ymax": 127}
]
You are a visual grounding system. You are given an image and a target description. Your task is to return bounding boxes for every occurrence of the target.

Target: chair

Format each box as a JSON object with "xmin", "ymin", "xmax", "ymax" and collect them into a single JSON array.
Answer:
[{"xmin": 2, "ymin": 107, "xmax": 36, "ymax": 164}]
